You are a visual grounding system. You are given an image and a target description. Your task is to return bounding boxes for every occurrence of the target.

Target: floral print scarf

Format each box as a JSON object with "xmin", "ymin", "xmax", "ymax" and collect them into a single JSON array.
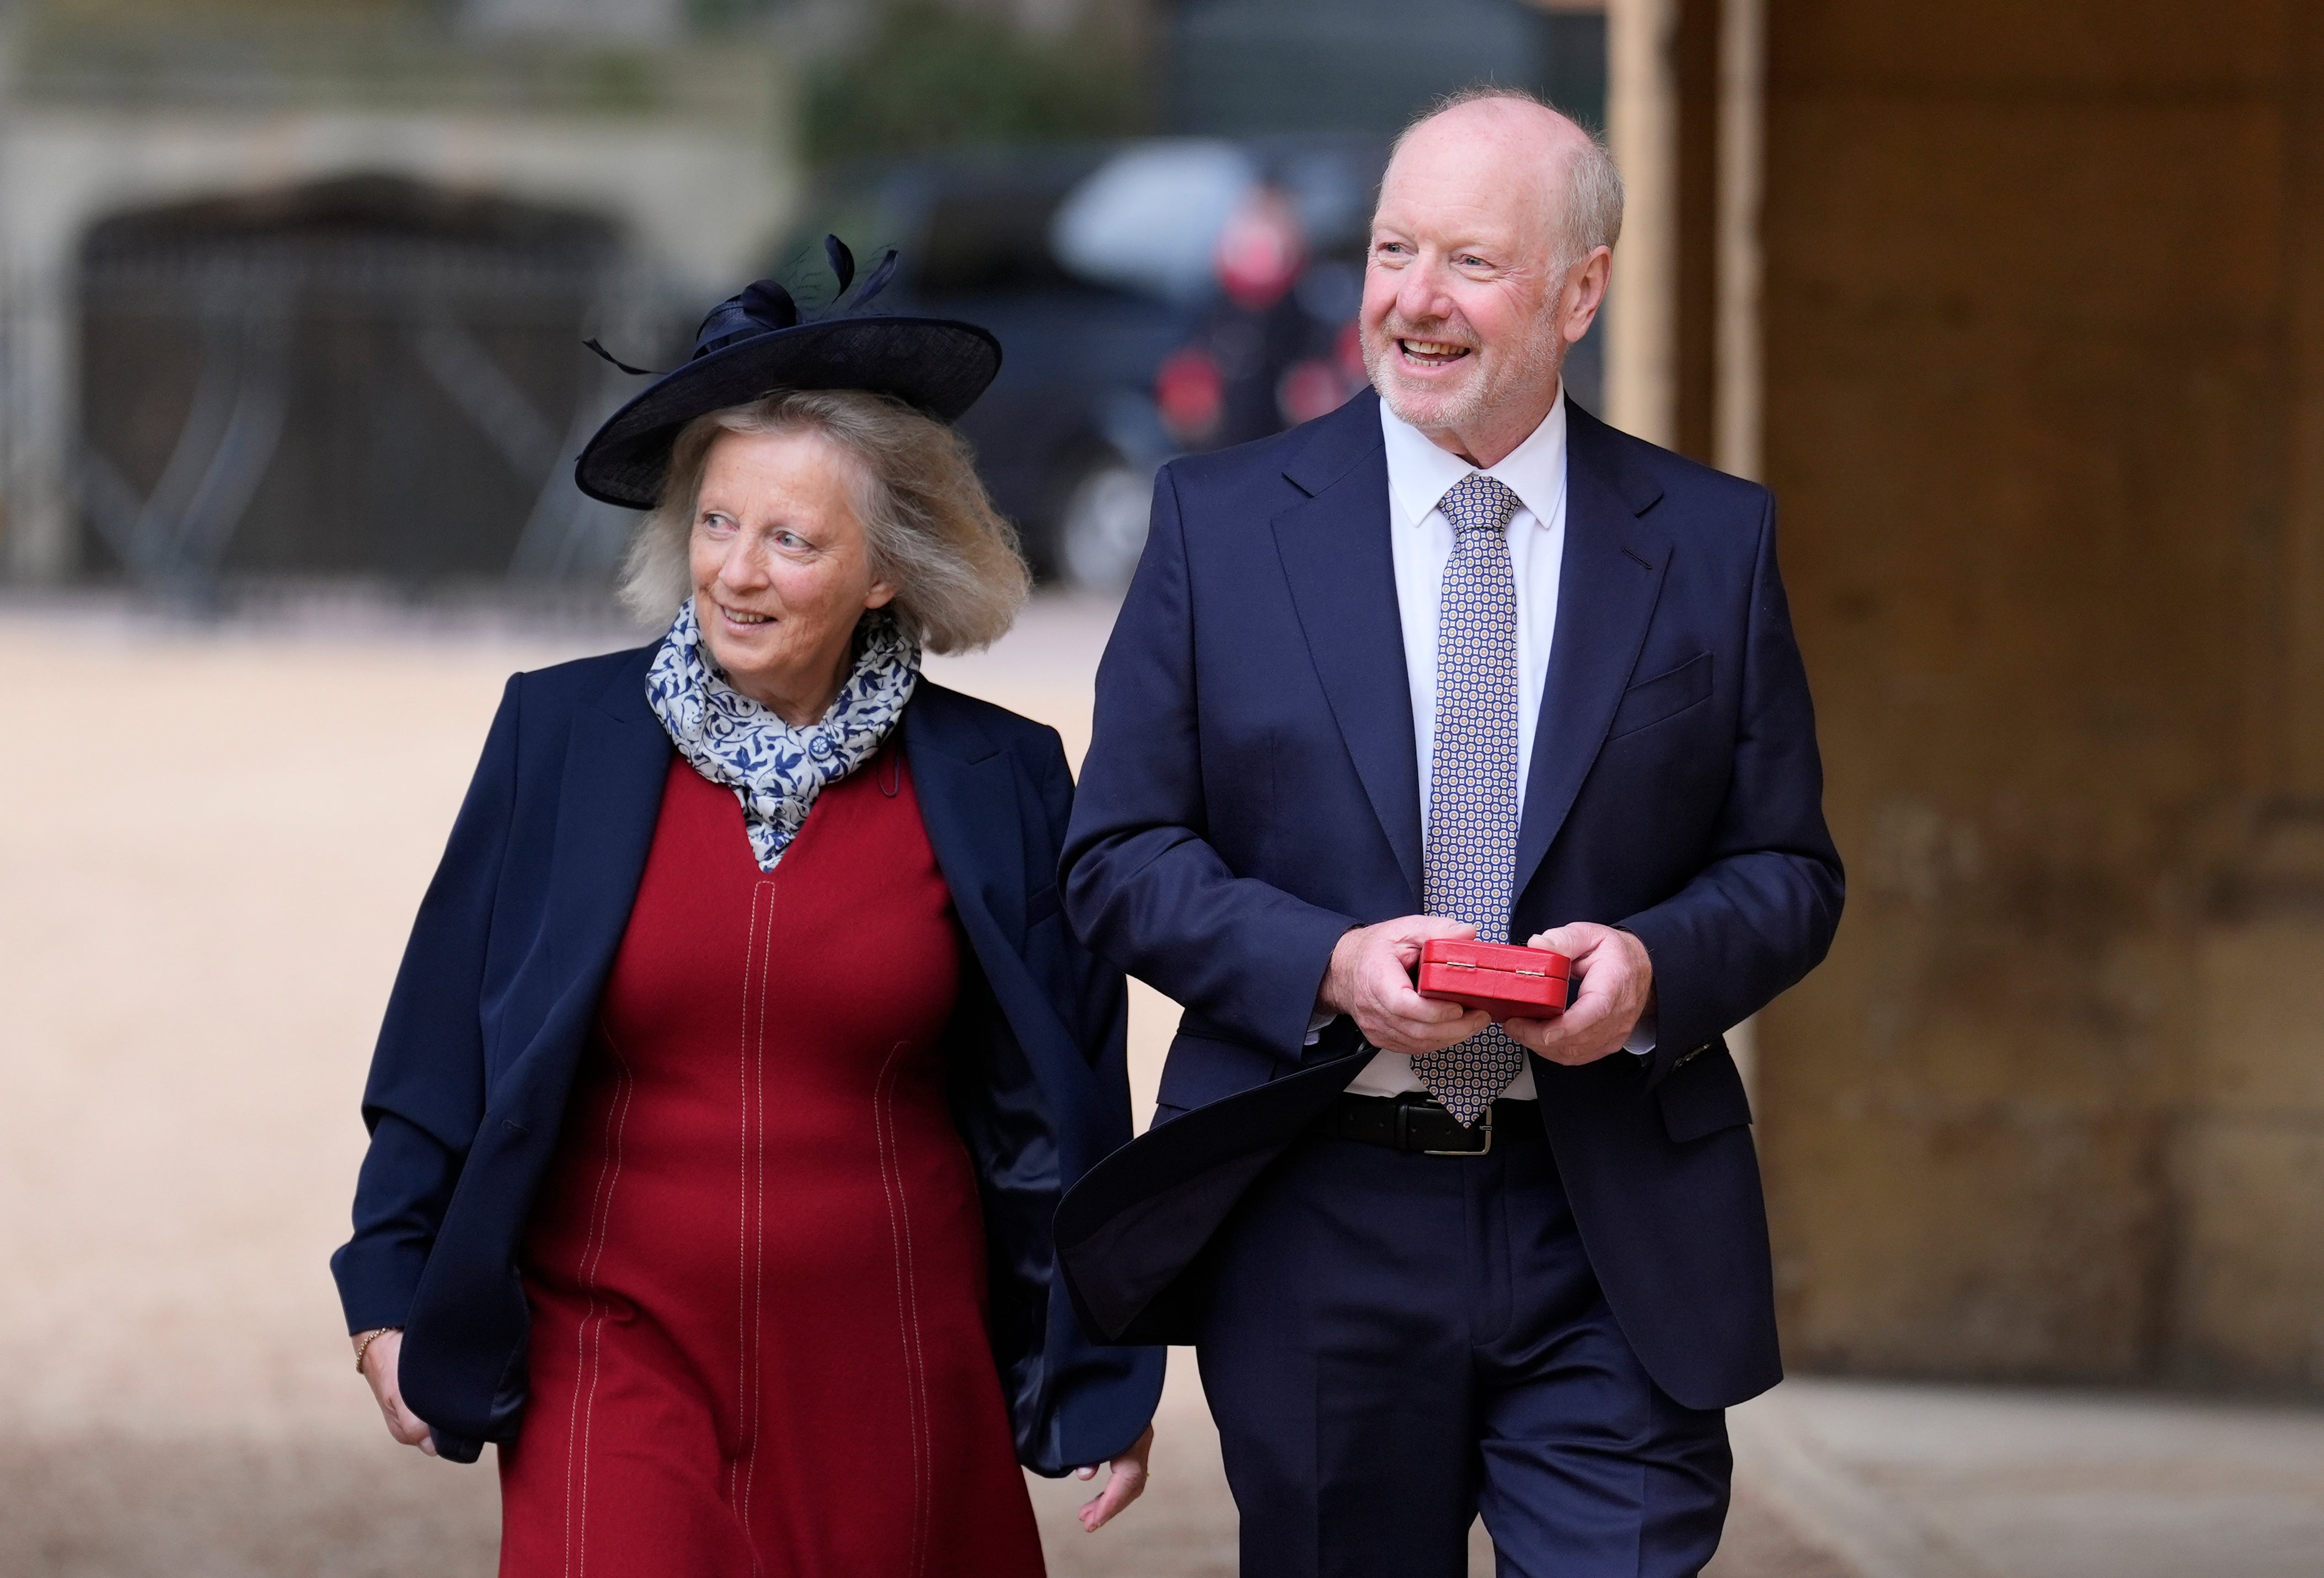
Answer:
[{"xmin": 645, "ymin": 597, "xmax": 921, "ymax": 870}]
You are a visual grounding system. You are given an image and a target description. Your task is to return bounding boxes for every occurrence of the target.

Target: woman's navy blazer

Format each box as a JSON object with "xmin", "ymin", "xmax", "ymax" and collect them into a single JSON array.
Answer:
[{"xmin": 330, "ymin": 643, "xmax": 1162, "ymax": 1469}]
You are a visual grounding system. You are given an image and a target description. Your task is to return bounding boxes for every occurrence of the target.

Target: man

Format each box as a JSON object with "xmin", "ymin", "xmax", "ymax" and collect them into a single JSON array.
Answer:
[{"xmin": 1057, "ymin": 87, "xmax": 1843, "ymax": 1577}]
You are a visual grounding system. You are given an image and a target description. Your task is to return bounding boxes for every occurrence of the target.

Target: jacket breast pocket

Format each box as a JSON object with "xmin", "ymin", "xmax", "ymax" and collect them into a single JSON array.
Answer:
[{"xmin": 1608, "ymin": 652, "xmax": 1713, "ymax": 740}]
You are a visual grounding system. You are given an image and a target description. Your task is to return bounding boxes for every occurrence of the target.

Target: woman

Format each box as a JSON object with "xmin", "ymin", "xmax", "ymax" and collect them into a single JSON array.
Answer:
[{"xmin": 330, "ymin": 254, "xmax": 1161, "ymax": 1576}]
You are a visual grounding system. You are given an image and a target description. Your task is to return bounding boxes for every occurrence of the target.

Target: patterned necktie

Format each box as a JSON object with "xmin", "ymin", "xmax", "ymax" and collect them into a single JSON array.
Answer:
[{"xmin": 1410, "ymin": 472, "xmax": 1527, "ymax": 1126}]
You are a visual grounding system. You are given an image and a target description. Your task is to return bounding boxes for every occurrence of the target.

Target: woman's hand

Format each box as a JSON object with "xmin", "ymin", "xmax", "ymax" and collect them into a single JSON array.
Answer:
[
  {"xmin": 1072, "ymin": 1424, "xmax": 1154, "ymax": 1531},
  {"xmin": 355, "ymin": 1329, "xmax": 437, "ymax": 1456}
]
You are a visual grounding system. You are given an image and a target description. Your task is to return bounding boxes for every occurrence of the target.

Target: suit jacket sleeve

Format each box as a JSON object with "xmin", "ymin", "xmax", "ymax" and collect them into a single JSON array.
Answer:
[
  {"xmin": 1619, "ymin": 499, "xmax": 1844, "ymax": 1074},
  {"xmin": 329, "ymin": 674, "xmax": 520, "ymax": 1332},
  {"xmin": 1032, "ymin": 731, "xmax": 1161, "ymax": 1470},
  {"xmin": 1035, "ymin": 729, "xmax": 1128, "ymax": 1071},
  {"xmin": 1062, "ymin": 466, "xmax": 1357, "ymax": 1056}
]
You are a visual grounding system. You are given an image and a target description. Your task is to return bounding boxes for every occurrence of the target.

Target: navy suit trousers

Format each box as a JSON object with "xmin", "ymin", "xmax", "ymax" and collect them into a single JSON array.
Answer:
[{"xmin": 1193, "ymin": 1125, "xmax": 1731, "ymax": 1577}]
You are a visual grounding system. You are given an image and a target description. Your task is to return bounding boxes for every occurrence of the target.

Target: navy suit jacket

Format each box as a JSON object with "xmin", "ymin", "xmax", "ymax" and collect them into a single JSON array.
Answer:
[
  {"xmin": 1055, "ymin": 392, "xmax": 1843, "ymax": 1411},
  {"xmin": 331, "ymin": 644, "xmax": 1162, "ymax": 1469}
]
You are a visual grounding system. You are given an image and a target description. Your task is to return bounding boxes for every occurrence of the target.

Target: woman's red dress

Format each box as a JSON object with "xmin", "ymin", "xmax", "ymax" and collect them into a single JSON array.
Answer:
[{"xmin": 498, "ymin": 746, "xmax": 1047, "ymax": 1577}]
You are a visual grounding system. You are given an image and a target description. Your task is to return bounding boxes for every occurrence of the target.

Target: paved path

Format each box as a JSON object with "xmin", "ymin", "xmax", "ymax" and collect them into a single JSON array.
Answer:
[
  {"xmin": 1731, "ymin": 1378, "xmax": 2324, "ymax": 1578},
  {"xmin": 2, "ymin": 596, "xmax": 2312, "ymax": 1575}
]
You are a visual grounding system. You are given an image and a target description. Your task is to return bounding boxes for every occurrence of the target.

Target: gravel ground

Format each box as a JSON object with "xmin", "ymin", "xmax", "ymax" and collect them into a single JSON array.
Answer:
[{"xmin": 0, "ymin": 595, "xmax": 1844, "ymax": 1577}]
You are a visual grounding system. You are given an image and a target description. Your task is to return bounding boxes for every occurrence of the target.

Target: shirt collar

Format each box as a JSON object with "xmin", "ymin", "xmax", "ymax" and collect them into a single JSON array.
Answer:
[{"xmin": 1379, "ymin": 384, "xmax": 1568, "ymax": 529}]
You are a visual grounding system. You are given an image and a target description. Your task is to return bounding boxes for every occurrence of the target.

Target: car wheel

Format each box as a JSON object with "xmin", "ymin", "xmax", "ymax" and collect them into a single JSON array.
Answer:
[{"xmin": 1056, "ymin": 459, "xmax": 1152, "ymax": 592}]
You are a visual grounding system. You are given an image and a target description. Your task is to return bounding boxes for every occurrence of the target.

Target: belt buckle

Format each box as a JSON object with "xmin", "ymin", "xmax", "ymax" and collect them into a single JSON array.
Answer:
[{"xmin": 1422, "ymin": 1101, "xmax": 1492, "ymax": 1157}]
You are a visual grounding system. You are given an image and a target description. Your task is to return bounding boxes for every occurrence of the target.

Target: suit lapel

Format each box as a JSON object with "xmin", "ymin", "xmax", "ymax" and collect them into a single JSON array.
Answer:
[
  {"xmin": 902, "ymin": 688, "xmax": 1026, "ymax": 950},
  {"xmin": 543, "ymin": 649, "xmax": 675, "ymax": 992},
  {"xmin": 1272, "ymin": 396, "xmax": 1425, "ymax": 905},
  {"xmin": 1512, "ymin": 405, "xmax": 1672, "ymax": 903}
]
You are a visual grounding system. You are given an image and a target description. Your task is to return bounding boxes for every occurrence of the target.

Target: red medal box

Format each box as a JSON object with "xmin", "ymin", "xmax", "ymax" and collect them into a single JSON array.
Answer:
[{"xmin": 1415, "ymin": 939, "xmax": 1571, "ymax": 1021}]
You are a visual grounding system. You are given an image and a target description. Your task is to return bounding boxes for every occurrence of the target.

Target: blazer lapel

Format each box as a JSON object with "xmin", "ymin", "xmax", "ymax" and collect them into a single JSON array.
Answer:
[
  {"xmin": 1511, "ymin": 405, "xmax": 1672, "ymax": 903},
  {"xmin": 541, "ymin": 650, "xmax": 674, "ymax": 994},
  {"xmin": 1272, "ymin": 395, "xmax": 1425, "ymax": 905},
  {"xmin": 902, "ymin": 689, "xmax": 1026, "ymax": 950}
]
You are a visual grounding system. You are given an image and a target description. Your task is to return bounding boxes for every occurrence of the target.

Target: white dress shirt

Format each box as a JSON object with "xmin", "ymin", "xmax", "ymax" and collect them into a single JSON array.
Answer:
[{"xmin": 1339, "ymin": 389, "xmax": 1652, "ymax": 1100}]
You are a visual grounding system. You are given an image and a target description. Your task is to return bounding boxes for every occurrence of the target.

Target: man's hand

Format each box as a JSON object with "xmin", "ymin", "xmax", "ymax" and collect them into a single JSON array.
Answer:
[
  {"xmin": 1502, "ymin": 923, "xmax": 1653, "ymax": 1066},
  {"xmin": 355, "ymin": 1329, "xmax": 437, "ymax": 1456},
  {"xmin": 1073, "ymin": 1424, "xmax": 1154, "ymax": 1531},
  {"xmin": 1318, "ymin": 916, "xmax": 1492, "ymax": 1055}
]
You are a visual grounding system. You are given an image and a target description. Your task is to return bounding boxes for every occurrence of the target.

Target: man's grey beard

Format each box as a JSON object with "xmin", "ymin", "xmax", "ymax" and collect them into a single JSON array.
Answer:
[{"xmin": 1364, "ymin": 302, "xmax": 1571, "ymax": 436}]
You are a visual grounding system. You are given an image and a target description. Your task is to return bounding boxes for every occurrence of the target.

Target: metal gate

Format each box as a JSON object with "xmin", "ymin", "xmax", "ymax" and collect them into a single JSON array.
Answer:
[{"xmin": 75, "ymin": 173, "xmax": 660, "ymax": 601}]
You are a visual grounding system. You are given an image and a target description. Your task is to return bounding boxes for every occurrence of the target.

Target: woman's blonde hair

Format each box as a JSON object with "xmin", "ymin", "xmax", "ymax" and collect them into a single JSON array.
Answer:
[{"xmin": 617, "ymin": 388, "xmax": 1030, "ymax": 653}]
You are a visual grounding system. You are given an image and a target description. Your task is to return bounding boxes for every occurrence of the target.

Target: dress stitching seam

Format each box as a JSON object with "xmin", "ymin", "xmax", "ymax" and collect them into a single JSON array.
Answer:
[
  {"xmin": 731, "ymin": 878, "xmax": 762, "ymax": 1520},
  {"xmin": 565, "ymin": 1028, "xmax": 633, "ymax": 1578},
  {"xmin": 874, "ymin": 1041, "xmax": 933, "ymax": 1578},
  {"xmin": 737, "ymin": 879, "xmax": 775, "ymax": 1575}
]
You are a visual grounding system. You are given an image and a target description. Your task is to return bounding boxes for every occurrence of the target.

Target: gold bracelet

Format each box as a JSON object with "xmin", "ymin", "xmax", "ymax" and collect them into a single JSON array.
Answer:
[{"xmin": 353, "ymin": 1326, "xmax": 399, "ymax": 1376}]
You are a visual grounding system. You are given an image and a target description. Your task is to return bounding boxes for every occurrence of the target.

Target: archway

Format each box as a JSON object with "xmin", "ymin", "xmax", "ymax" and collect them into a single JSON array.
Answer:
[{"xmin": 76, "ymin": 173, "xmax": 638, "ymax": 596}]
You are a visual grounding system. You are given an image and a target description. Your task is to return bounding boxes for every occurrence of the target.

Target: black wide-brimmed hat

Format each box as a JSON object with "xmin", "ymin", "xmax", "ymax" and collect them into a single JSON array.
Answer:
[{"xmin": 574, "ymin": 238, "xmax": 1001, "ymax": 509}]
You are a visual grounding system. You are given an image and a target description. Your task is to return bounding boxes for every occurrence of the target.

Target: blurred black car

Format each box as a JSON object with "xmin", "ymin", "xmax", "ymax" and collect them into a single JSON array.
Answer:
[{"xmin": 781, "ymin": 135, "xmax": 1388, "ymax": 588}]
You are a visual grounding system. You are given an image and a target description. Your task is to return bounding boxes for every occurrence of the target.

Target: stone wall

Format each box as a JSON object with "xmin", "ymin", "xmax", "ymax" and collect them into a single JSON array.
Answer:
[{"xmin": 1757, "ymin": 0, "xmax": 2324, "ymax": 1389}]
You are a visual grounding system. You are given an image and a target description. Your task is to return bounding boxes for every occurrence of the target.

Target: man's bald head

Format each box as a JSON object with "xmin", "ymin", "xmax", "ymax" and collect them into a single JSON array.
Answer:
[{"xmin": 1385, "ymin": 88, "xmax": 1624, "ymax": 274}]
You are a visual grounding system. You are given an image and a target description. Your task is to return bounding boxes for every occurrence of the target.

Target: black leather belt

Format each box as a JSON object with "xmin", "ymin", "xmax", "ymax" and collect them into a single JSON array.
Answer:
[{"xmin": 1321, "ymin": 1091, "xmax": 1545, "ymax": 1155}]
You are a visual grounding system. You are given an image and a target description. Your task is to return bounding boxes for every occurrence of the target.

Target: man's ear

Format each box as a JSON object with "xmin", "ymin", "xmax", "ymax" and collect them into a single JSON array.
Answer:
[{"xmin": 1563, "ymin": 246, "xmax": 1614, "ymax": 344}]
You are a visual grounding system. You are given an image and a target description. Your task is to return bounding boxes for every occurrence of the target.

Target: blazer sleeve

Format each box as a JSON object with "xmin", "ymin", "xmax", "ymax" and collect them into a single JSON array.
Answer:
[
  {"xmin": 946, "ymin": 722, "xmax": 1160, "ymax": 1472},
  {"xmin": 1030, "ymin": 732, "xmax": 1162, "ymax": 1472},
  {"xmin": 329, "ymin": 674, "xmax": 520, "ymax": 1333},
  {"xmin": 1618, "ymin": 498, "xmax": 1845, "ymax": 1076},
  {"xmin": 1061, "ymin": 466, "xmax": 1357, "ymax": 1055},
  {"xmin": 1032, "ymin": 732, "xmax": 1126, "ymax": 1069}
]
